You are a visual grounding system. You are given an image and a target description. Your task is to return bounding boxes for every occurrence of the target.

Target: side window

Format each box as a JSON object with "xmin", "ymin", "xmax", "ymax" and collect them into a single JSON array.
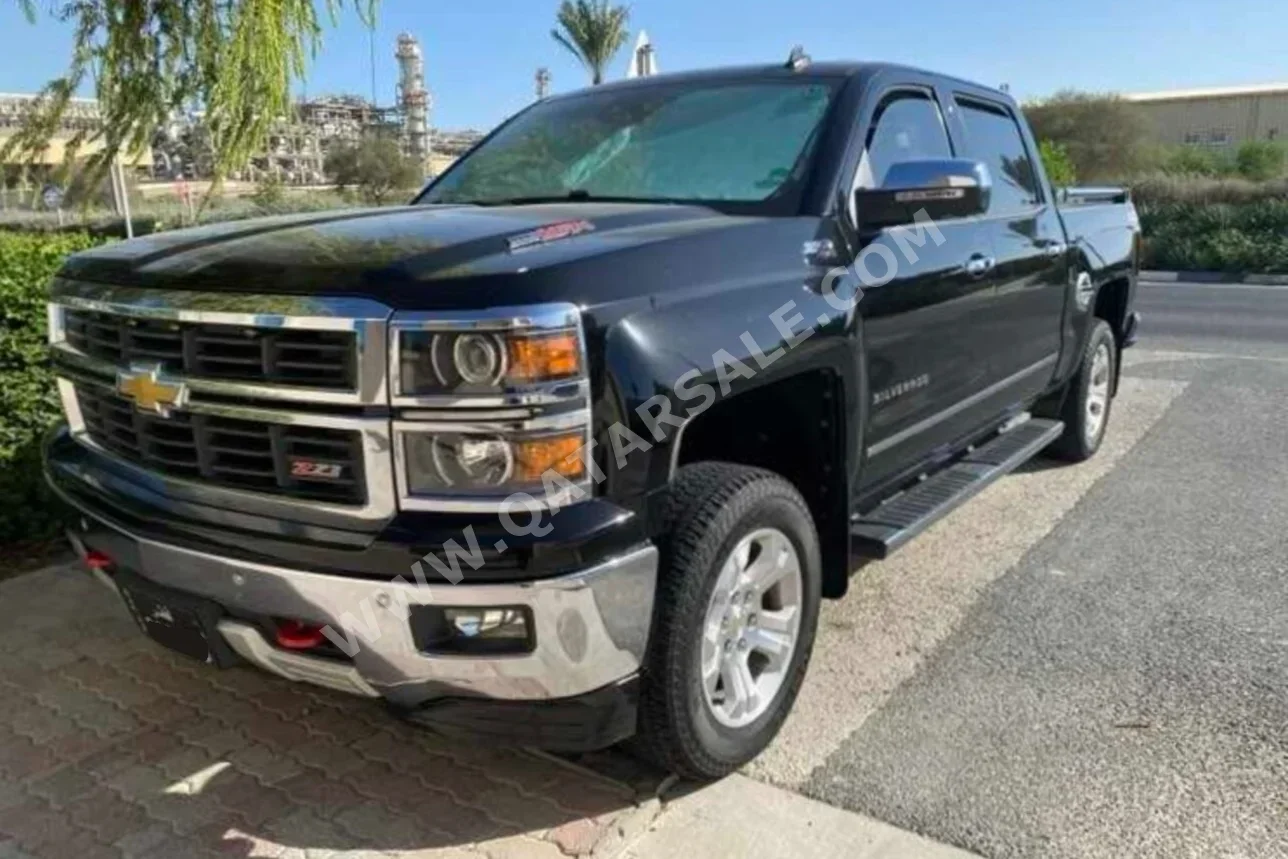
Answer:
[
  {"xmin": 954, "ymin": 98, "xmax": 1041, "ymax": 215},
  {"xmin": 855, "ymin": 91, "xmax": 953, "ymax": 190}
]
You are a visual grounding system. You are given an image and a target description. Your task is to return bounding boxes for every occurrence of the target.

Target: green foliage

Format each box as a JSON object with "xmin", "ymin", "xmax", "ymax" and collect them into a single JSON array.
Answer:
[
  {"xmin": 1024, "ymin": 92, "xmax": 1150, "ymax": 181},
  {"xmin": 552, "ymin": 0, "xmax": 631, "ymax": 86},
  {"xmin": 1234, "ymin": 140, "xmax": 1286, "ymax": 181},
  {"xmin": 1128, "ymin": 174, "xmax": 1288, "ymax": 207},
  {"xmin": 323, "ymin": 144, "xmax": 361, "ymax": 192},
  {"xmin": 6, "ymin": 0, "xmax": 377, "ymax": 198},
  {"xmin": 0, "ymin": 215, "xmax": 161, "ymax": 239},
  {"xmin": 1133, "ymin": 173, "xmax": 1288, "ymax": 271},
  {"xmin": 1138, "ymin": 199, "xmax": 1288, "ymax": 273},
  {"xmin": 1038, "ymin": 140, "xmax": 1077, "ymax": 187},
  {"xmin": 323, "ymin": 136, "xmax": 423, "ymax": 204},
  {"xmin": 250, "ymin": 174, "xmax": 287, "ymax": 209},
  {"xmin": 0, "ymin": 189, "xmax": 367, "ymax": 236},
  {"xmin": 1146, "ymin": 145, "xmax": 1233, "ymax": 178},
  {"xmin": 0, "ymin": 231, "xmax": 105, "ymax": 543}
]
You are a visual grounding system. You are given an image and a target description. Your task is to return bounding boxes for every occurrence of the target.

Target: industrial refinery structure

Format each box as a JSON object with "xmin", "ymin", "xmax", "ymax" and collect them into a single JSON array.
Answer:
[
  {"xmin": 152, "ymin": 32, "xmax": 478, "ymax": 183},
  {"xmin": 396, "ymin": 33, "xmax": 431, "ymax": 166},
  {"xmin": 2, "ymin": 33, "xmax": 482, "ymax": 185}
]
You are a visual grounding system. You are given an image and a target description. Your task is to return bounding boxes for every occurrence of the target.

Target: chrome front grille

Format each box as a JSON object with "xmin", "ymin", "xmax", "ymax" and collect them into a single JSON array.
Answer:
[
  {"xmin": 47, "ymin": 279, "xmax": 588, "ymax": 520},
  {"xmin": 64, "ymin": 308, "xmax": 357, "ymax": 389},
  {"xmin": 49, "ymin": 280, "xmax": 396, "ymax": 521},
  {"xmin": 74, "ymin": 382, "xmax": 367, "ymax": 504}
]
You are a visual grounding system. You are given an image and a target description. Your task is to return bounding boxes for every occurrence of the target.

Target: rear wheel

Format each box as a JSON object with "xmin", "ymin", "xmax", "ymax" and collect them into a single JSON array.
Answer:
[
  {"xmin": 635, "ymin": 462, "xmax": 821, "ymax": 779},
  {"xmin": 1047, "ymin": 319, "xmax": 1116, "ymax": 462}
]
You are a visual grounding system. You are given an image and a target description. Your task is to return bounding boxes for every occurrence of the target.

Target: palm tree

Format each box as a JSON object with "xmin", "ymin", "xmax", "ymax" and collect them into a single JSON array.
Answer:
[{"xmin": 551, "ymin": 0, "xmax": 631, "ymax": 86}]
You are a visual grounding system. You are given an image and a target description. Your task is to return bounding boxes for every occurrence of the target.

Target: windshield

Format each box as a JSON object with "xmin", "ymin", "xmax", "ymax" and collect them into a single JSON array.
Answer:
[{"xmin": 418, "ymin": 79, "xmax": 839, "ymax": 213}]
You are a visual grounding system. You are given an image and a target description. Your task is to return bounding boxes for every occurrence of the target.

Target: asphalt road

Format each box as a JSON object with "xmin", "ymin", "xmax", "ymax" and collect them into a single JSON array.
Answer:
[
  {"xmin": 788, "ymin": 281, "xmax": 1288, "ymax": 858},
  {"xmin": 1135, "ymin": 279, "xmax": 1288, "ymax": 356}
]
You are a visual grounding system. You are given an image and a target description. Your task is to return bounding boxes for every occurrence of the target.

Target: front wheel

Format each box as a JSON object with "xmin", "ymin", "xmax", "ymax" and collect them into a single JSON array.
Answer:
[
  {"xmin": 635, "ymin": 462, "xmax": 821, "ymax": 780},
  {"xmin": 1047, "ymin": 319, "xmax": 1117, "ymax": 462}
]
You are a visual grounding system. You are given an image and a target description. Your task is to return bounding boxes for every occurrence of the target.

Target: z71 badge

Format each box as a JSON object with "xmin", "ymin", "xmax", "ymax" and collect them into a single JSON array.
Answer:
[{"xmin": 289, "ymin": 459, "xmax": 346, "ymax": 480}]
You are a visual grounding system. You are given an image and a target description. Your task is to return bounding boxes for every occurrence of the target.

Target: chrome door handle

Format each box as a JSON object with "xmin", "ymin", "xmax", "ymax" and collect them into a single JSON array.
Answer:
[{"xmin": 965, "ymin": 255, "xmax": 996, "ymax": 278}]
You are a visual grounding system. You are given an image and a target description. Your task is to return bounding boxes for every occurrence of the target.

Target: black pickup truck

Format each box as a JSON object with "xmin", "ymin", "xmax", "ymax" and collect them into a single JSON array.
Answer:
[{"xmin": 44, "ymin": 58, "xmax": 1140, "ymax": 779}]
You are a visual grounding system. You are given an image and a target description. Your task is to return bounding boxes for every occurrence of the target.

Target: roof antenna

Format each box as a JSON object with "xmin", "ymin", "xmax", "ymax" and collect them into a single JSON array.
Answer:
[{"xmin": 785, "ymin": 45, "xmax": 811, "ymax": 71}]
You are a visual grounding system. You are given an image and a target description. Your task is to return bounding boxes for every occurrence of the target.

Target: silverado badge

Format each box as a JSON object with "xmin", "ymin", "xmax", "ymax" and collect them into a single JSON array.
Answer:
[{"xmin": 116, "ymin": 365, "xmax": 189, "ymax": 418}]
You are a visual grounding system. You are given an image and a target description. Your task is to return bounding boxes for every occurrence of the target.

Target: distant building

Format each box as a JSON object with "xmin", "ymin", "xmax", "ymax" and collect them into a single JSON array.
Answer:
[
  {"xmin": 1124, "ymin": 83, "xmax": 1288, "ymax": 150},
  {"xmin": 0, "ymin": 93, "xmax": 150, "ymax": 176}
]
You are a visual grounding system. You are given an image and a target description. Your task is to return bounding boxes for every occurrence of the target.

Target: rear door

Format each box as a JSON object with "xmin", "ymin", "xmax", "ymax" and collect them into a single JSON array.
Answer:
[
  {"xmin": 853, "ymin": 86, "xmax": 1002, "ymax": 491},
  {"xmin": 950, "ymin": 95, "xmax": 1067, "ymax": 402}
]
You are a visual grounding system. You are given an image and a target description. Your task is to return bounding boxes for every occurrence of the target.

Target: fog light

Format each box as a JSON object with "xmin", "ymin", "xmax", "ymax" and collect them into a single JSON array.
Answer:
[
  {"xmin": 409, "ymin": 605, "xmax": 533, "ymax": 655},
  {"xmin": 448, "ymin": 608, "xmax": 526, "ymax": 639}
]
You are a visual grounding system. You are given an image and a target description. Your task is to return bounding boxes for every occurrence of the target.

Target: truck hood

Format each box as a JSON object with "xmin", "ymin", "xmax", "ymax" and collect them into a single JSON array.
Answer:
[{"xmin": 59, "ymin": 202, "xmax": 771, "ymax": 309}]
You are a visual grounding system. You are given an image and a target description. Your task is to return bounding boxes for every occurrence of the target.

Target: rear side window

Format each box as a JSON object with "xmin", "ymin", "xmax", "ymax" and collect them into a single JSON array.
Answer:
[
  {"xmin": 857, "ymin": 91, "xmax": 954, "ymax": 189},
  {"xmin": 954, "ymin": 99, "xmax": 1041, "ymax": 215}
]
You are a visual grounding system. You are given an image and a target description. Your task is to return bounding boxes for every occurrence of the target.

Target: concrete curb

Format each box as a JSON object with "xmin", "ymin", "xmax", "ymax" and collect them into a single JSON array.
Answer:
[
  {"xmin": 619, "ymin": 774, "xmax": 982, "ymax": 859},
  {"xmin": 1142, "ymin": 270, "xmax": 1288, "ymax": 285}
]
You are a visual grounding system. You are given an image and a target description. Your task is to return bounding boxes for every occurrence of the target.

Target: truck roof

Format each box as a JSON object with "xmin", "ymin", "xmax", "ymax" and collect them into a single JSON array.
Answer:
[{"xmin": 545, "ymin": 61, "xmax": 1016, "ymax": 108}]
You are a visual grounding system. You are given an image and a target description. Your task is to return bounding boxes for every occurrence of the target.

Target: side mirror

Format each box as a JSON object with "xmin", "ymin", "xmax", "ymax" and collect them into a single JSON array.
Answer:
[{"xmin": 853, "ymin": 159, "xmax": 992, "ymax": 232}]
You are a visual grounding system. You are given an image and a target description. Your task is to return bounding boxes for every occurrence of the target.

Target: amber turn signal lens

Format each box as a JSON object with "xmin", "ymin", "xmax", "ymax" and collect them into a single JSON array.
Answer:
[
  {"xmin": 513, "ymin": 434, "xmax": 586, "ymax": 483},
  {"xmin": 507, "ymin": 333, "xmax": 581, "ymax": 382}
]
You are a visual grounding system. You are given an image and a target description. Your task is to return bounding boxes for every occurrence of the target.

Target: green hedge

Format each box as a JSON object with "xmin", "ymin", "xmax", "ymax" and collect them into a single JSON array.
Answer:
[
  {"xmin": 0, "ymin": 189, "xmax": 366, "ymax": 238},
  {"xmin": 1124, "ymin": 175, "xmax": 1288, "ymax": 271},
  {"xmin": 0, "ymin": 214, "xmax": 163, "ymax": 239},
  {"xmin": 1129, "ymin": 174, "xmax": 1288, "ymax": 208},
  {"xmin": 1139, "ymin": 200, "xmax": 1288, "ymax": 273},
  {"xmin": 0, "ymin": 232, "xmax": 105, "ymax": 543}
]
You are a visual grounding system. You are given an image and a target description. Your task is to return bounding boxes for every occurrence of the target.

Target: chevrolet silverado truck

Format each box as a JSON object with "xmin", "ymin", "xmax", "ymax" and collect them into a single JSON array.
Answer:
[{"xmin": 44, "ymin": 57, "xmax": 1141, "ymax": 779}]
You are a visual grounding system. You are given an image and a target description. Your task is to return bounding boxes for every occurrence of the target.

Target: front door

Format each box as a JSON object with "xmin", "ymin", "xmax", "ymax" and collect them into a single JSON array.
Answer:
[{"xmin": 851, "ymin": 88, "xmax": 1004, "ymax": 492}]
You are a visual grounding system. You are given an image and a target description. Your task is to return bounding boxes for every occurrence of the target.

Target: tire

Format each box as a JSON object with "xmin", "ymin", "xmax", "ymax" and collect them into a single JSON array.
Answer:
[
  {"xmin": 635, "ymin": 462, "xmax": 822, "ymax": 780},
  {"xmin": 1047, "ymin": 319, "xmax": 1116, "ymax": 462}
]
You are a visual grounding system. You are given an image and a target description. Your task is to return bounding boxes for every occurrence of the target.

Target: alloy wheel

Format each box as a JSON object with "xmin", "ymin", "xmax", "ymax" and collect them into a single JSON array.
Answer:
[
  {"xmin": 1085, "ymin": 341, "xmax": 1112, "ymax": 446},
  {"xmin": 699, "ymin": 527, "xmax": 803, "ymax": 729}
]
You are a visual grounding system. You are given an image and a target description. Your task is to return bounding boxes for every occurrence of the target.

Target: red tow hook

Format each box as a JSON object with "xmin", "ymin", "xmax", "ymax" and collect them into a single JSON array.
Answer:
[
  {"xmin": 84, "ymin": 550, "xmax": 113, "ymax": 572},
  {"xmin": 275, "ymin": 619, "xmax": 327, "ymax": 651}
]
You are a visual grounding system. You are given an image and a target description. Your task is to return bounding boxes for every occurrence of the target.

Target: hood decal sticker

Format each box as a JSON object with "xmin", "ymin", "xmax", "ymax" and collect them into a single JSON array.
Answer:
[{"xmin": 507, "ymin": 219, "xmax": 596, "ymax": 252}]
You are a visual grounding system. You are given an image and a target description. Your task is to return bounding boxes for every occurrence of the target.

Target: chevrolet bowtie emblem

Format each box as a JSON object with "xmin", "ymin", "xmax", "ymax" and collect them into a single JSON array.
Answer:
[{"xmin": 116, "ymin": 365, "xmax": 188, "ymax": 417}]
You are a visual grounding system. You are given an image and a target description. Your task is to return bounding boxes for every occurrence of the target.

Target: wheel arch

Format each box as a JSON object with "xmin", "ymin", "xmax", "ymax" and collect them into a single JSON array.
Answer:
[{"xmin": 670, "ymin": 368, "xmax": 852, "ymax": 599}]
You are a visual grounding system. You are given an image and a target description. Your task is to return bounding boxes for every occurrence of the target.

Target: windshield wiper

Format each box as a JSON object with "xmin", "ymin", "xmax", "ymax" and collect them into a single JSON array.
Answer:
[
  {"xmin": 471, "ymin": 190, "xmax": 593, "ymax": 206},
  {"xmin": 474, "ymin": 190, "xmax": 687, "ymax": 207}
]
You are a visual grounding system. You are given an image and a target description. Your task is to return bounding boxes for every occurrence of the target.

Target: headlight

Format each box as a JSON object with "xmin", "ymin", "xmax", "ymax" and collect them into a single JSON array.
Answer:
[
  {"xmin": 391, "ymin": 304, "xmax": 592, "ymax": 511},
  {"xmin": 396, "ymin": 328, "xmax": 582, "ymax": 396}
]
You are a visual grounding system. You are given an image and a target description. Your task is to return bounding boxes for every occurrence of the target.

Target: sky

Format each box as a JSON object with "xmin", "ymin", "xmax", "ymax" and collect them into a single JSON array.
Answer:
[{"xmin": 1, "ymin": 0, "xmax": 1286, "ymax": 131}]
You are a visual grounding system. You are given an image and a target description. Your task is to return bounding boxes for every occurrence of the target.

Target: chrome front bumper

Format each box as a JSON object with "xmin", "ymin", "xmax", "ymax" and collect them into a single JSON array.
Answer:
[{"xmin": 69, "ymin": 520, "xmax": 658, "ymax": 706}]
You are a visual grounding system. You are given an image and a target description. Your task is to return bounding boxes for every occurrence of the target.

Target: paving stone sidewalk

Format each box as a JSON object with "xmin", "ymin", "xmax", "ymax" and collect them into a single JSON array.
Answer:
[{"xmin": 0, "ymin": 563, "xmax": 660, "ymax": 859}]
